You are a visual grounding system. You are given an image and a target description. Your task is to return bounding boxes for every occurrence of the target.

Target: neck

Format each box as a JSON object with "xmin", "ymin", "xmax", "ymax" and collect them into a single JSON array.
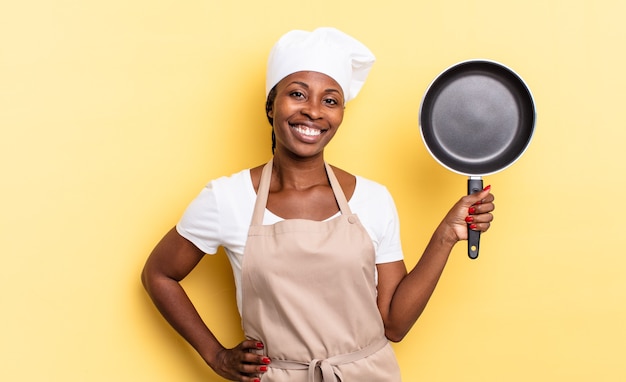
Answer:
[{"xmin": 271, "ymin": 153, "xmax": 328, "ymax": 190}]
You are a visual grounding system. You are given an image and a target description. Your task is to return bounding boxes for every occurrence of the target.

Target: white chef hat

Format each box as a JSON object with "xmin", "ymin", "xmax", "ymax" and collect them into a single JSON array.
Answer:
[{"xmin": 265, "ymin": 27, "xmax": 376, "ymax": 102}]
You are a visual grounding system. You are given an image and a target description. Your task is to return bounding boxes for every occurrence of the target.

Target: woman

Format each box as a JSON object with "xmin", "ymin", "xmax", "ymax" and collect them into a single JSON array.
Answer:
[{"xmin": 142, "ymin": 27, "xmax": 494, "ymax": 382}]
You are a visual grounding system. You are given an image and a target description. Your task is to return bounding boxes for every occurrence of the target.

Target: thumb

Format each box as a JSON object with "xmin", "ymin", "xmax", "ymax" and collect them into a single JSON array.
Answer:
[{"xmin": 468, "ymin": 184, "xmax": 491, "ymax": 205}]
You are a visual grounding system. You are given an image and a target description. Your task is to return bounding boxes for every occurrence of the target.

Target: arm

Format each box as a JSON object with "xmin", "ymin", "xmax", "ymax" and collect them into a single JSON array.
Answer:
[
  {"xmin": 377, "ymin": 187, "xmax": 494, "ymax": 342},
  {"xmin": 141, "ymin": 227, "xmax": 269, "ymax": 382}
]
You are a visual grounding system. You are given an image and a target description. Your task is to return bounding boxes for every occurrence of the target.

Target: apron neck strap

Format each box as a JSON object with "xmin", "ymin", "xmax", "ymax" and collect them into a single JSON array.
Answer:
[
  {"xmin": 324, "ymin": 161, "xmax": 352, "ymax": 215},
  {"xmin": 251, "ymin": 159, "xmax": 353, "ymax": 226}
]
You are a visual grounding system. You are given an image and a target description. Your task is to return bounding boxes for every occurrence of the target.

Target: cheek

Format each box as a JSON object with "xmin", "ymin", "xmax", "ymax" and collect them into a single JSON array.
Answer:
[
  {"xmin": 271, "ymin": 102, "xmax": 291, "ymax": 121},
  {"xmin": 332, "ymin": 109, "xmax": 344, "ymax": 126}
]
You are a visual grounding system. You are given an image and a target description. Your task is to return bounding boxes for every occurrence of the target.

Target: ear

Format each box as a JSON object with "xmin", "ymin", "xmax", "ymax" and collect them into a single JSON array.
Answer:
[{"xmin": 267, "ymin": 107, "xmax": 274, "ymax": 118}]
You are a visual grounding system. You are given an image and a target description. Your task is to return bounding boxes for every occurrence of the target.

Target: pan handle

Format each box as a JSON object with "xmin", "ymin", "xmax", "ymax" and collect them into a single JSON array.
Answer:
[{"xmin": 467, "ymin": 177, "xmax": 483, "ymax": 259}]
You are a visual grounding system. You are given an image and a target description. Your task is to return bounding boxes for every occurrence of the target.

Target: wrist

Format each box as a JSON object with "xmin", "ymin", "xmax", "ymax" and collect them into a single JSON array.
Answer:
[
  {"xmin": 434, "ymin": 222, "xmax": 459, "ymax": 248},
  {"xmin": 199, "ymin": 342, "xmax": 227, "ymax": 370}
]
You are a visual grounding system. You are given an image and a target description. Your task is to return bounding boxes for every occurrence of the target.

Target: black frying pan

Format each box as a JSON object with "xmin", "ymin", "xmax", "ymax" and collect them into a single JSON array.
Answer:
[{"xmin": 419, "ymin": 59, "xmax": 536, "ymax": 259}]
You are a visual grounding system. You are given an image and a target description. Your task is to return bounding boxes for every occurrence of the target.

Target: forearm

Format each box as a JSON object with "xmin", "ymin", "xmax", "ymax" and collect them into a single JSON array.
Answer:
[
  {"xmin": 385, "ymin": 223, "xmax": 457, "ymax": 341},
  {"xmin": 142, "ymin": 272, "xmax": 225, "ymax": 368},
  {"xmin": 381, "ymin": 188, "xmax": 494, "ymax": 342}
]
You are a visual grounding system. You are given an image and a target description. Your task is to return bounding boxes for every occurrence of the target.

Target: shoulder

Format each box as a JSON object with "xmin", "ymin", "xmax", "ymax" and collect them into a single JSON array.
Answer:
[
  {"xmin": 186, "ymin": 168, "xmax": 255, "ymax": 215},
  {"xmin": 328, "ymin": 165, "xmax": 357, "ymax": 201},
  {"xmin": 354, "ymin": 175, "xmax": 393, "ymax": 201},
  {"xmin": 210, "ymin": 167, "xmax": 252, "ymax": 188},
  {"xmin": 177, "ymin": 168, "xmax": 254, "ymax": 255},
  {"xmin": 249, "ymin": 164, "xmax": 265, "ymax": 193},
  {"xmin": 325, "ymin": 165, "xmax": 392, "ymax": 204},
  {"xmin": 351, "ymin": 174, "xmax": 398, "ymax": 219}
]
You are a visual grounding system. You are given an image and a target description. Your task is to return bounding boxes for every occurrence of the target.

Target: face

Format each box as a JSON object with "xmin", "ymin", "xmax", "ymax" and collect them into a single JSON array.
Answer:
[{"xmin": 268, "ymin": 71, "xmax": 345, "ymax": 159}]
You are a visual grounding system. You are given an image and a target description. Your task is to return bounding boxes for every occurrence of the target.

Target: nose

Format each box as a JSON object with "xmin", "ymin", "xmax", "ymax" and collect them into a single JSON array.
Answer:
[{"xmin": 301, "ymin": 99, "xmax": 323, "ymax": 119}]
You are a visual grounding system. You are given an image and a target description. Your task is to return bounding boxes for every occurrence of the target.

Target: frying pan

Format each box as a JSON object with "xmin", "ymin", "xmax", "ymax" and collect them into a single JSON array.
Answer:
[{"xmin": 419, "ymin": 59, "xmax": 536, "ymax": 259}]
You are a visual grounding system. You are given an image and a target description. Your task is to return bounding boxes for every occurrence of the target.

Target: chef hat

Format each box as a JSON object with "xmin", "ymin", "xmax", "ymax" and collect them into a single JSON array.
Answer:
[{"xmin": 265, "ymin": 27, "xmax": 376, "ymax": 102}]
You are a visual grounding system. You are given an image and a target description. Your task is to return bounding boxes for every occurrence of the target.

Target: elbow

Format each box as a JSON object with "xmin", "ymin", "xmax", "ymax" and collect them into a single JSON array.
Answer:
[
  {"xmin": 384, "ymin": 317, "xmax": 418, "ymax": 342},
  {"xmin": 140, "ymin": 267, "xmax": 148, "ymax": 289},
  {"xmin": 140, "ymin": 268, "xmax": 150, "ymax": 293},
  {"xmin": 384, "ymin": 327, "xmax": 409, "ymax": 343},
  {"xmin": 140, "ymin": 263, "xmax": 155, "ymax": 293}
]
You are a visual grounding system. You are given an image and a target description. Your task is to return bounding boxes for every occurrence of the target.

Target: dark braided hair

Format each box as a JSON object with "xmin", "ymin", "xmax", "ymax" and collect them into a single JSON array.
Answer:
[{"xmin": 265, "ymin": 86, "xmax": 277, "ymax": 154}]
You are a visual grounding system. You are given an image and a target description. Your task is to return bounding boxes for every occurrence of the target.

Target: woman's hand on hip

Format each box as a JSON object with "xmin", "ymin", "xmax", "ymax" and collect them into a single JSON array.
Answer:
[{"xmin": 211, "ymin": 340, "xmax": 270, "ymax": 382}]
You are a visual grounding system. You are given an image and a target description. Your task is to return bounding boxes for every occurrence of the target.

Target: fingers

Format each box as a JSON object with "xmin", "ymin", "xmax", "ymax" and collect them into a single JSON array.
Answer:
[
  {"xmin": 441, "ymin": 186, "xmax": 496, "ymax": 243},
  {"xmin": 238, "ymin": 341, "xmax": 271, "ymax": 381},
  {"xmin": 214, "ymin": 341, "xmax": 271, "ymax": 382},
  {"xmin": 465, "ymin": 187, "xmax": 495, "ymax": 233}
]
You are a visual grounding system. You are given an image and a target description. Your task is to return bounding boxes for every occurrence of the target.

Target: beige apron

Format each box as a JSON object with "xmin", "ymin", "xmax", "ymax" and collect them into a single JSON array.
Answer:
[{"xmin": 241, "ymin": 160, "xmax": 401, "ymax": 381}]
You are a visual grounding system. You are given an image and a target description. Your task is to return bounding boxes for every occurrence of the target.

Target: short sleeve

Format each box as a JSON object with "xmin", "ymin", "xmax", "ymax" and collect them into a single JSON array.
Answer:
[
  {"xmin": 176, "ymin": 183, "xmax": 222, "ymax": 255},
  {"xmin": 373, "ymin": 189, "xmax": 403, "ymax": 264},
  {"xmin": 350, "ymin": 177, "xmax": 404, "ymax": 264}
]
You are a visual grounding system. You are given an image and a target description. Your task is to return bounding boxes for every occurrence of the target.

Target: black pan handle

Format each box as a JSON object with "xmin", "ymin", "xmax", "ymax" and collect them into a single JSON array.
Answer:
[{"xmin": 467, "ymin": 177, "xmax": 483, "ymax": 259}]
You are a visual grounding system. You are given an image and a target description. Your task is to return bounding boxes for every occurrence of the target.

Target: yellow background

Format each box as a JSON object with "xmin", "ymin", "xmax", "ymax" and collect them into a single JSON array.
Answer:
[{"xmin": 2, "ymin": 0, "xmax": 625, "ymax": 380}]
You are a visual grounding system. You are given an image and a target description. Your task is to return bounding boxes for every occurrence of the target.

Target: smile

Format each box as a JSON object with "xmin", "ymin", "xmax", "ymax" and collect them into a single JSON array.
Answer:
[{"xmin": 292, "ymin": 124, "xmax": 322, "ymax": 136}]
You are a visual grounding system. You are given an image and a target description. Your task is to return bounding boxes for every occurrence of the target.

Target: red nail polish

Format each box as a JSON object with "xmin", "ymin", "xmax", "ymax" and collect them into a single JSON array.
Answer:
[
  {"xmin": 256, "ymin": 342, "xmax": 264, "ymax": 349},
  {"xmin": 483, "ymin": 185, "xmax": 491, "ymax": 191},
  {"xmin": 253, "ymin": 379, "xmax": 260, "ymax": 382},
  {"xmin": 468, "ymin": 207, "xmax": 476, "ymax": 214},
  {"xmin": 470, "ymin": 224, "xmax": 477, "ymax": 230},
  {"xmin": 260, "ymin": 366, "xmax": 268, "ymax": 372},
  {"xmin": 465, "ymin": 216, "xmax": 474, "ymax": 223},
  {"xmin": 262, "ymin": 357, "xmax": 271, "ymax": 364}
]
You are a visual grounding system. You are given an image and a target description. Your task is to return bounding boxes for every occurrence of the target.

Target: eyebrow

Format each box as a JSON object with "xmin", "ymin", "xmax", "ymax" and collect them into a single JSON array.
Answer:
[{"xmin": 287, "ymin": 81, "xmax": 342, "ymax": 95}]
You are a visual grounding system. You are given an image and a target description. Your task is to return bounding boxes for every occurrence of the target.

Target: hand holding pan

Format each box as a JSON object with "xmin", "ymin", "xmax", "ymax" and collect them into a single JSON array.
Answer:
[{"xmin": 419, "ymin": 59, "xmax": 536, "ymax": 259}]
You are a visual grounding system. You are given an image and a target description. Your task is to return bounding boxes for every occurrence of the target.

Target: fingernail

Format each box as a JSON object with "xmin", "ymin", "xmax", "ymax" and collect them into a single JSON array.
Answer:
[
  {"xmin": 253, "ymin": 379, "xmax": 260, "ymax": 382},
  {"xmin": 470, "ymin": 224, "xmax": 477, "ymax": 230},
  {"xmin": 262, "ymin": 357, "xmax": 271, "ymax": 364},
  {"xmin": 468, "ymin": 207, "xmax": 476, "ymax": 214},
  {"xmin": 483, "ymin": 185, "xmax": 491, "ymax": 191},
  {"xmin": 260, "ymin": 366, "xmax": 268, "ymax": 372},
  {"xmin": 256, "ymin": 342, "xmax": 264, "ymax": 349},
  {"xmin": 465, "ymin": 216, "xmax": 474, "ymax": 223}
]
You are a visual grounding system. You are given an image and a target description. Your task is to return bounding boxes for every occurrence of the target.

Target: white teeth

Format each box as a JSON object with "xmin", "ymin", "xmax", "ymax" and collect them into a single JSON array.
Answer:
[{"xmin": 293, "ymin": 125, "xmax": 321, "ymax": 136}]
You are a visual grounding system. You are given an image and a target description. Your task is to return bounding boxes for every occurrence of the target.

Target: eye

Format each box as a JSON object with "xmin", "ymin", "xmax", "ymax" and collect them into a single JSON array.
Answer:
[
  {"xmin": 323, "ymin": 97, "xmax": 339, "ymax": 106},
  {"xmin": 289, "ymin": 91, "xmax": 305, "ymax": 99}
]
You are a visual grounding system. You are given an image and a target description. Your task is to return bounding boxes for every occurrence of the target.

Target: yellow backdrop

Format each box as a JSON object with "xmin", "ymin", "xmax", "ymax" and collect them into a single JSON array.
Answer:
[{"xmin": 2, "ymin": 0, "xmax": 625, "ymax": 380}]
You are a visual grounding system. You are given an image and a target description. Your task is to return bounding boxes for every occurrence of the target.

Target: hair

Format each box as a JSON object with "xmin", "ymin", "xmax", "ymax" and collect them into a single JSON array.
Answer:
[{"xmin": 265, "ymin": 86, "xmax": 277, "ymax": 154}]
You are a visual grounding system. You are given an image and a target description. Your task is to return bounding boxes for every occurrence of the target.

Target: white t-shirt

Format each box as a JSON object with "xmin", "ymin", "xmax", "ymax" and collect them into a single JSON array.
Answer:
[{"xmin": 176, "ymin": 168, "xmax": 404, "ymax": 314}]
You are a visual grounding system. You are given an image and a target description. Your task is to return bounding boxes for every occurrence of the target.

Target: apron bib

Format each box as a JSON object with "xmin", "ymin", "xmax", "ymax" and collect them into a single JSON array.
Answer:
[{"xmin": 241, "ymin": 160, "xmax": 401, "ymax": 381}]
